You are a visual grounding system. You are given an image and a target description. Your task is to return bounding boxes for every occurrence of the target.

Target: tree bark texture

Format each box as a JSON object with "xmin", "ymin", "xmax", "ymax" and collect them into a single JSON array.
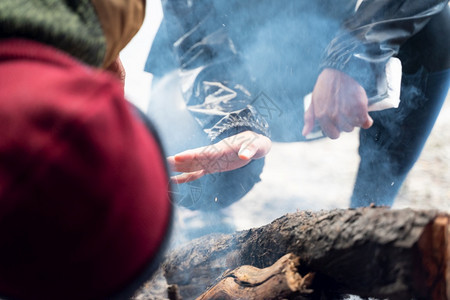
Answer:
[{"xmin": 137, "ymin": 207, "xmax": 450, "ymax": 300}]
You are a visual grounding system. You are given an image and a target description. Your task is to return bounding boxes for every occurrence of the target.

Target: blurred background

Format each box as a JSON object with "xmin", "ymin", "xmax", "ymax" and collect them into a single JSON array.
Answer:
[{"xmin": 121, "ymin": 0, "xmax": 450, "ymax": 233}]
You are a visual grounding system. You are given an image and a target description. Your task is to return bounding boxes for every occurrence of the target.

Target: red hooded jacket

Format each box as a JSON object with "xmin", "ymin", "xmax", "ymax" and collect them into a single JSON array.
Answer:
[{"xmin": 0, "ymin": 38, "xmax": 171, "ymax": 300}]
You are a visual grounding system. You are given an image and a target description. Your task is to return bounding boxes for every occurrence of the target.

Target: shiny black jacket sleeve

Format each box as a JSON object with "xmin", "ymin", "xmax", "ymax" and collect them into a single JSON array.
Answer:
[
  {"xmin": 321, "ymin": 0, "xmax": 449, "ymax": 98},
  {"xmin": 147, "ymin": 0, "xmax": 270, "ymax": 142},
  {"xmin": 148, "ymin": 0, "xmax": 448, "ymax": 142}
]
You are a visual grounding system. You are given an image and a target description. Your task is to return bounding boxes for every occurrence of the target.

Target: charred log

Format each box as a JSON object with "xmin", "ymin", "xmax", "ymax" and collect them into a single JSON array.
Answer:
[{"xmin": 136, "ymin": 207, "xmax": 450, "ymax": 300}]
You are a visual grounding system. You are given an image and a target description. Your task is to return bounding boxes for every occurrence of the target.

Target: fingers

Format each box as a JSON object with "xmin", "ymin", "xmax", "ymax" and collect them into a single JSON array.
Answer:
[
  {"xmin": 167, "ymin": 153, "xmax": 201, "ymax": 173},
  {"xmin": 320, "ymin": 112, "xmax": 373, "ymax": 137},
  {"xmin": 167, "ymin": 131, "xmax": 271, "ymax": 184},
  {"xmin": 168, "ymin": 147, "xmax": 216, "ymax": 173},
  {"xmin": 308, "ymin": 68, "xmax": 376, "ymax": 139},
  {"xmin": 172, "ymin": 147, "xmax": 200, "ymax": 163},
  {"xmin": 167, "ymin": 156, "xmax": 175, "ymax": 169},
  {"xmin": 302, "ymin": 105, "xmax": 315, "ymax": 137},
  {"xmin": 318, "ymin": 112, "xmax": 373, "ymax": 138},
  {"xmin": 361, "ymin": 114, "xmax": 374, "ymax": 129},
  {"xmin": 171, "ymin": 170, "xmax": 205, "ymax": 184},
  {"xmin": 343, "ymin": 113, "xmax": 373, "ymax": 130},
  {"xmin": 237, "ymin": 135, "xmax": 271, "ymax": 160},
  {"xmin": 170, "ymin": 157, "xmax": 205, "ymax": 173},
  {"xmin": 241, "ymin": 134, "xmax": 272, "ymax": 160},
  {"xmin": 319, "ymin": 118, "xmax": 341, "ymax": 139},
  {"xmin": 305, "ymin": 102, "xmax": 372, "ymax": 138},
  {"xmin": 238, "ymin": 143, "xmax": 258, "ymax": 160},
  {"xmin": 337, "ymin": 118, "xmax": 354, "ymax": 133}
]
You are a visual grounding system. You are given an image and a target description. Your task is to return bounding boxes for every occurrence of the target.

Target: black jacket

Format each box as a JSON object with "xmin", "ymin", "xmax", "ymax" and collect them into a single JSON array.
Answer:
[{"xmin": 146, "ymin": 0, "xmax": 449, "ymax": 143}]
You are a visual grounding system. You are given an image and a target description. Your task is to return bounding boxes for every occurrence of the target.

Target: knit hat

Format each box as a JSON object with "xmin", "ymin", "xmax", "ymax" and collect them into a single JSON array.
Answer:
[{"xmin": 0, "ymin": 39, "xmax": 172, "ymax": 300}]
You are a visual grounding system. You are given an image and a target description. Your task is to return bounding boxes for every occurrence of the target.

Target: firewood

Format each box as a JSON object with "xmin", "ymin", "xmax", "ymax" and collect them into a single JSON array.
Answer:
[
  {"xmin": 196, "ymin": 253, "xmax": 314, "ymax": 300},
  {"xmin": 136, "ymin": 207, "xmax": 450, "ymax": 300}
]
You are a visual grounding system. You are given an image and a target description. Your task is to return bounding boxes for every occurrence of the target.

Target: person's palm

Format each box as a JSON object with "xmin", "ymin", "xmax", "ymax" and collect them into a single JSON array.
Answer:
[{"xmin": 168, "ymin": 131, "xmax": 271, "ymax": 183}]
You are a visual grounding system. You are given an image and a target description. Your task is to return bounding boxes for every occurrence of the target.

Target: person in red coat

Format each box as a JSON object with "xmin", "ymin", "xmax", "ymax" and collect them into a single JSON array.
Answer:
[{"xmin": 0, "ymin": 1, "xmax": 172, "ymax": 299}]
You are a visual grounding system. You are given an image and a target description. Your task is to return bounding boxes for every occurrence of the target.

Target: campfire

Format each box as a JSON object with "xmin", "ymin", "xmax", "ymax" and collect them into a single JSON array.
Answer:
[{"xmin": 133, "ymin": 207, "xmax": 450, "ymax": 299}]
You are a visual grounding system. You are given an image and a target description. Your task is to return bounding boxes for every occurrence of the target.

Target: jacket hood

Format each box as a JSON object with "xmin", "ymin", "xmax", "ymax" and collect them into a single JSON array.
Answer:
[
  {"xmin": 0, "ymin": 0, "xmax": 145, "ymax": 67},
  {"xmin": 91, "ymin": 0, "xmax": 146, "ymax": 68}
]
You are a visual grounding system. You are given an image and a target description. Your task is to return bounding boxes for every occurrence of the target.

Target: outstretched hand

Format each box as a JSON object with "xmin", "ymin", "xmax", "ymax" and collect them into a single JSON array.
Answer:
[
  {"xmin": 303, "ymin": 68, "xmax": 373, "ymax": 139},
  {"xmin": 168, "ymin": 131, "xmax": 272, "ymax": 184}
]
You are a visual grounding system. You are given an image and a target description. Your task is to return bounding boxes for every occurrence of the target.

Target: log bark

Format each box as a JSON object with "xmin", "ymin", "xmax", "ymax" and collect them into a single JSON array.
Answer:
[{"xmin": 137, "ymin": 207, "xmax": 450, "ymax": 300}]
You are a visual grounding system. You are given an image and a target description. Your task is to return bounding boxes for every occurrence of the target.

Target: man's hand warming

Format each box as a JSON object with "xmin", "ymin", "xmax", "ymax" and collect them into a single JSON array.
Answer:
[
  {"xmin": 168, "ymin": 131, "xmax": 272, "ymax": 184},
  {"xmin": 303, "ymin": 68, "xmax": 373, "ymax": 139}
]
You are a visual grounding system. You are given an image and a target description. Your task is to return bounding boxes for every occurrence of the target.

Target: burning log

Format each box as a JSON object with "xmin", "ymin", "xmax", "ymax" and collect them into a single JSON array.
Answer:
[{"xmin": 135, "ymin": 207, "xmax": 450, "ymax": 300}]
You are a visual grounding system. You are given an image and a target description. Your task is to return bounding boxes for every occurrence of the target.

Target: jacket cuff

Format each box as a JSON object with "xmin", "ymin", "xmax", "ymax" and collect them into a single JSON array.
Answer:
[
  {"xmin": 320, "ymin": 33, "xmax": 386, "ymax": 98},
  {"xmin": 206, "ymin": 107, "xmax": 270, "ymax": 142}
]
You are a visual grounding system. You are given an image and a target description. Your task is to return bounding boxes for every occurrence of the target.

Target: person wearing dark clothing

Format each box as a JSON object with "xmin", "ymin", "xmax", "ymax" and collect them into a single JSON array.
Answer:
[
  {"xmin": 145, "ymin": 0, "xmax": 449, "ymax": 210},
  {"xmin": 348, "ymin": 4, "xmax": 450, "ymax": 206}
]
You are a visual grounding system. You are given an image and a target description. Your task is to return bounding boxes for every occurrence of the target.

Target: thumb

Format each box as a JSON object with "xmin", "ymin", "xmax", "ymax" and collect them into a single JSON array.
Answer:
[
  {"xmin": 302, "ymin": 105, "xmax": 315, "ymax": 136},
  {"xmin": 238, "ymin": 143, "xmax": 258, "ymax": 160},
  {"xmin": 361, "ymin": 114, "xmax": 374, "ymax": 129}
]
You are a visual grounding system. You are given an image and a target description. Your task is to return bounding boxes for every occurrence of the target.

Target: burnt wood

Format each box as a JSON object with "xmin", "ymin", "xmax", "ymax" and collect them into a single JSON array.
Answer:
[{"xmin": 135, "ymin": 207, "xmax": 450, "ymax": 300}]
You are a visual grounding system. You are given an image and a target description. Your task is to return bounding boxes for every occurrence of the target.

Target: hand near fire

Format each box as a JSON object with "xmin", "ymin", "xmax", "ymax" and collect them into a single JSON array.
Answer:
[
  {"xmin": 302, "ymin": 68, "xmax": 373, "ymax": 139},
  {"xmin": 167, "ymin": 131, "xmax": 271, "ymax": 183}
]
